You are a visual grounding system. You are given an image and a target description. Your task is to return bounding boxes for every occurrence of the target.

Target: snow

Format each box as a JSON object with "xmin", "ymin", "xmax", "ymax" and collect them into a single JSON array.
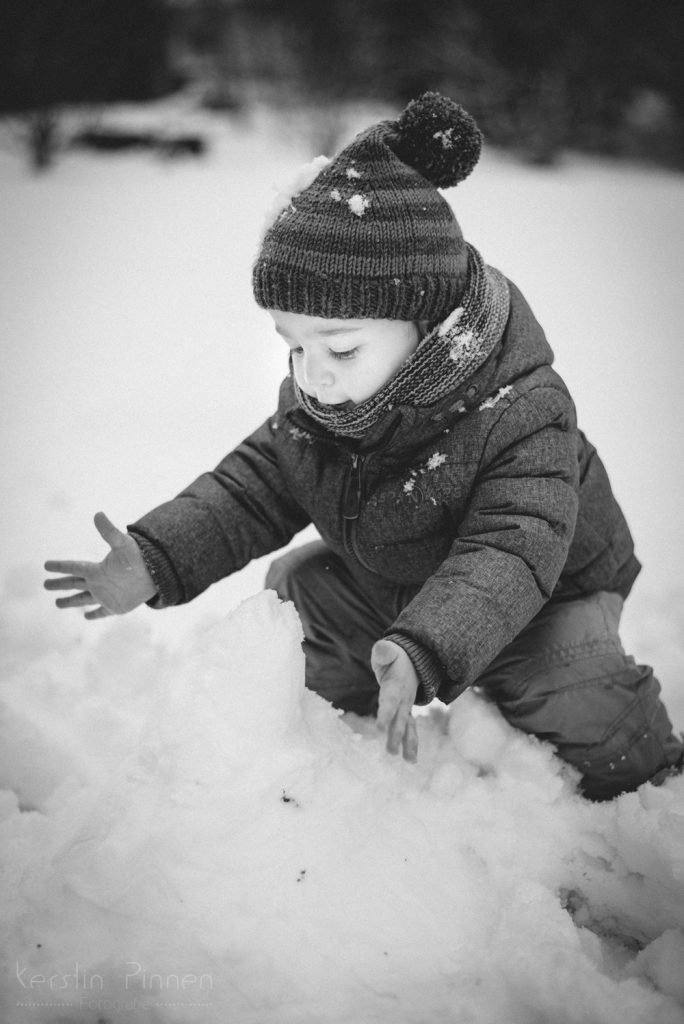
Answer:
[
  {"xmin": 438, "ymin": 305, "xmax": 464, "ymax": 335},
  {"xmin": 426, "ymin": 452, "xmax": 448, "ymax": 470},
  {"xmin": 2, "ymin": 592, "xmax": 684, "ymax": 1023},
  {"xmin": 347, "ymin": 192, "xmax": 371, "ymax": 217},
  {"xmin": 403, "ymin": 453, "xmax": 449, "ymax": 494},
  {"xmin": 262, "ymin": 153, "xmax": 330, "ymax": 233},
  {"xmin": 479, "ymin": 384, "xmax": 513, "ymax": 410},
  {"xmin": 1, "ymin": 104, "xmax": 684, "ymax": 1023},
  {"xmin": 433, "ymin": 127, "xmax": 456, "ymax": 149}
]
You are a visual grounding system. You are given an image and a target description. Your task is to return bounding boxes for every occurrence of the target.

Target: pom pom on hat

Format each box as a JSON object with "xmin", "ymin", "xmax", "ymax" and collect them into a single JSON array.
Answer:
[{"xmin": 395, "ymin": 92, "xmax": 483, "ymax": 188}]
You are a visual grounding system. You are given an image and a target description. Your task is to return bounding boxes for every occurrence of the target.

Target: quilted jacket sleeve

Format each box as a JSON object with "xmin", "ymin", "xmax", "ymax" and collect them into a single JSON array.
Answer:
[
  {"xmin": 386, "ymin": 386, "xmax": 580, "ymax": 704},
  {"xmin": 128, "ymin": 415, "xmax": 311, "ymax": 606}
]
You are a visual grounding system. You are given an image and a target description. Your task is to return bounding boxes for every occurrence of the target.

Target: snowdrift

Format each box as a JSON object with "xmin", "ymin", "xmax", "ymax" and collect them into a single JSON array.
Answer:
[{"xmin": 1, "ymin": 591, "xmax": 684, "ymax": 1024}]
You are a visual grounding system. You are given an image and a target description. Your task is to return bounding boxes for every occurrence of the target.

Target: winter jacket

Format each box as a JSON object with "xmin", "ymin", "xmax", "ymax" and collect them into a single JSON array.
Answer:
[{"xmin": 129, "ymin": 281, "xmax": 640, "ymax": 705}]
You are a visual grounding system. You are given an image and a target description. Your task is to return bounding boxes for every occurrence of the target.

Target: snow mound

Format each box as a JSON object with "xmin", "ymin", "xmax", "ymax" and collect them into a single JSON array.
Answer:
[{"xmin": 1, "ymin": 591, "xmax": 684, "ymax": 1024}]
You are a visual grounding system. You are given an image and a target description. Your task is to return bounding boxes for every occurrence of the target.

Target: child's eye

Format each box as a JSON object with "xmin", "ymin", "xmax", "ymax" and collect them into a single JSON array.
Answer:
[{"xmin": 330, "ymin": 348, "xmax": 357, "ymax": 361}]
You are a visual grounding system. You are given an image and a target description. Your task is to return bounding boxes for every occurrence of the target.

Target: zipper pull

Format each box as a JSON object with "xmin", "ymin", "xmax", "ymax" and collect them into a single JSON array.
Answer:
[{"xmin": 342, "ymin": 453, "xmax": 363, "ymax": 520}]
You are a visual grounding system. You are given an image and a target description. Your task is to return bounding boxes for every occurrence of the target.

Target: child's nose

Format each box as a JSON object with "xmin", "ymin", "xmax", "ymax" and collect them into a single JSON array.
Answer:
[{"xmin": 302, "ymin": 353, "xmax": 334, "ymax": 388}]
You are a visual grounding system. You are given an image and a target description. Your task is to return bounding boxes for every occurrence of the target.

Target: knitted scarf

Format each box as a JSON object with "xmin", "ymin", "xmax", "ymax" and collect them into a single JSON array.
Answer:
[{"xmin": 294, "ymin": 244, "xmax": 510, "ymax": 438}]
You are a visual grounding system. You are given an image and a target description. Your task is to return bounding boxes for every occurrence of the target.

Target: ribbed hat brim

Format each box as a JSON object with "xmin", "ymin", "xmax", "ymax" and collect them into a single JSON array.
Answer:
[{"xmin": 253, "ymin": 263, "xmax": 467, "ymax": 321}]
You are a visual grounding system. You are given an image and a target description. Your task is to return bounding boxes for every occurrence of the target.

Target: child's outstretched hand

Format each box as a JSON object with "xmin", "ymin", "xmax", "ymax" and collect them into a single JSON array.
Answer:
[
  {"xmin": 372, "ymin": 639, "xmax": 419, "ymax": 763},
  {"xmin": 44, "ymin": 512, "xmax": 157, "ymax": 620}
]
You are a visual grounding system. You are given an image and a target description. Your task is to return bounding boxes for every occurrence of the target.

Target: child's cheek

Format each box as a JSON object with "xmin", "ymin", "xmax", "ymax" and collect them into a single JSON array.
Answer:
[{"xmin": 292, "ymin": 364, "xmax": 309, "ymax": 393}]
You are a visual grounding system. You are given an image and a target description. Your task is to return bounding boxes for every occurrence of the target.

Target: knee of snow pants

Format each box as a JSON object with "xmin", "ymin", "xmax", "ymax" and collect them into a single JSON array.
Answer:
[
  {"xmin": 266, "ymin": 541, "xmax": 414, "ymax": 716},
  {"xmin": 477, "ymin": 591, "xmax": 684, "ymax": 801}
]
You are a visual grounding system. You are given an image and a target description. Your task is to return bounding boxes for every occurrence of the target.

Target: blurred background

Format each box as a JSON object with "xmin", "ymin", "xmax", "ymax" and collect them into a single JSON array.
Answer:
[{"xmin": 2, "ymin": 0, "xmax": 684, "ymax": 171}]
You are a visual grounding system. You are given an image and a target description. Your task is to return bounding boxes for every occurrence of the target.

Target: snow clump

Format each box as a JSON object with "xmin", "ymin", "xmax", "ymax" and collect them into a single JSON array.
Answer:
[
  {"xmin": 479, "ymin": 384, "xmax": 514, "ymax": 410},
  {"xmin": 262, "ymin": 154, "xmax": 330, "ymax": 234},
  {"xmin": 347, "ymin": 193, "xmax": 371, "ymax": 217}
]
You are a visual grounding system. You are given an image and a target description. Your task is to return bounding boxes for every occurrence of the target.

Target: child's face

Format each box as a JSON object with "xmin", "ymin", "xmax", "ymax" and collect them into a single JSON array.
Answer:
[{"xmin": 270, "ymin": 310, "xmax": 422, "ymax": 406}]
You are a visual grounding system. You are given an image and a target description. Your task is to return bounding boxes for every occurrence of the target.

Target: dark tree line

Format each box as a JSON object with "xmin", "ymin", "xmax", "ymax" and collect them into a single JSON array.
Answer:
[
  {"xmin": 0, "ymin": 0, "xmax": 172, "ymax": 167},
  {"xmin": 229, "ymin": 0, "xmax": 684, "ymax": 163},
  {"xmin": 2, "ymin": 0, "xmax": 683, "ymax": 169}
]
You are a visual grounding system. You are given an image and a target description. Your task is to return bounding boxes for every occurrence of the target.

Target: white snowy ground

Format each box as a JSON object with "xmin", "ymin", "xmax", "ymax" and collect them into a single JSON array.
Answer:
[{"xmin": 1, "ymin": 101, "xmax": 684, "ymax": 1024}]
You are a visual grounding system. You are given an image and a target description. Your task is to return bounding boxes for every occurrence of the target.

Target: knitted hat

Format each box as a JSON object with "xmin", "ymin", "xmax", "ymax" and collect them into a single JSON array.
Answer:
[{"xmin": 252, "ymin": 92, "xmax": 483, "ymax": 323}]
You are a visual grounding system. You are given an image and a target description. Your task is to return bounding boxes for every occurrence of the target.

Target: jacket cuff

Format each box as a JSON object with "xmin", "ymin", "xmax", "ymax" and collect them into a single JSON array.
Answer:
[
  {"xmin": 127, "ymin": 531, "xmax": 184, "ymax": 608},
  {"xmin": 383, "ymin": 632, "xmax": 447, "ymax": 706}
]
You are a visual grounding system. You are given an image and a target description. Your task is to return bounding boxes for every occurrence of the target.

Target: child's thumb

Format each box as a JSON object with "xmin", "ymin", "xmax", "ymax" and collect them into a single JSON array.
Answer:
[
  {"xmin": 371, "ymin": 639, "xmax": 401, "ymax": 679},
  {"xmin": 94, "ymin": 511, "xmax": 127, "ymax": 549}
]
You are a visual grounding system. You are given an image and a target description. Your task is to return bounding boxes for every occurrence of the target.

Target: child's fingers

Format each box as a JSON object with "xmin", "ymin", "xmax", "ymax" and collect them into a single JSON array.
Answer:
[
  {"xmin": 55, "ymin": 591, "xmax": 98, "ymax": 609},
  {"xmin": 84, "ymin": 606, "xmax": 113, "ymax": 621},
  {"xmin": 44, "ymin": 560, "xmax": 94, "ymax": 576},
  {"xmin": 402, "ymin": 716, "xmax": 418, "ymax": 763},
  {"xmin": 94, "ymin": 511, "xmax": 128, "ymax": 550},
  {"xmin": 44, "ymin": 576, "xmax": 87, "ymax": 591},
  {"xmin": 377, "ymin": 687, "xmax": 401, "ymax": 731},
  {"xmin": 386, "ymin": 703, "xmax": 410, "ymax": 755}
]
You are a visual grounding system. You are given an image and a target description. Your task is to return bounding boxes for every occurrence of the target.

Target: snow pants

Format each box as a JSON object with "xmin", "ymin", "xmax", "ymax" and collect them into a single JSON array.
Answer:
[{"xmin": 266, "ymin": 541, "xmax": 684, "ymax": 801}]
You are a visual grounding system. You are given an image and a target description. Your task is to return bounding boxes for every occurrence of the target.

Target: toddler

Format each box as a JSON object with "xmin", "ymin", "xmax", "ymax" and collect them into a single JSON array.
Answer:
[{"xmin": 45, "ymin": 93, "xmax": 683, "ymax": 800}]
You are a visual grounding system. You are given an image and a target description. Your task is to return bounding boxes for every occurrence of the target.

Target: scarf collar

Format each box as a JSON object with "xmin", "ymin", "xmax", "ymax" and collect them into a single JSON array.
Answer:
[{"xmin": 294, "ymin": 243, "xmax": 510, "ymax": 439}]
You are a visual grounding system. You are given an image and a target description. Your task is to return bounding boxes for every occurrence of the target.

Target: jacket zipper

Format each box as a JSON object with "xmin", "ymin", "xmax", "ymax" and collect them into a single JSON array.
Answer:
[
  {"xmin": 342, "ymin": 452, "xmax": 363, "ymax": 521},
  {"xmin": 342, "ymin": 453, "xmax": 378, "ymax": 574}
]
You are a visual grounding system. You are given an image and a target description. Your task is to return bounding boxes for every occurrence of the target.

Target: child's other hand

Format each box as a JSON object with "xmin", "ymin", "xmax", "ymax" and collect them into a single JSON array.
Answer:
[
  {"xmin": 44, "ymin": 512, "xmax": 157, "ymax": 620},
  {"xmin": 372, "ymin": 639, "xmax": 419, "ymax": 763}
]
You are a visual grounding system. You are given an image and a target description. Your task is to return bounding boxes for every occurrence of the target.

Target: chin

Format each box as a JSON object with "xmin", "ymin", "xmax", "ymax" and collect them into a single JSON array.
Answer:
[{"xmin": 310, "ymin": 392, "xmax": 351, "ymax": 406}]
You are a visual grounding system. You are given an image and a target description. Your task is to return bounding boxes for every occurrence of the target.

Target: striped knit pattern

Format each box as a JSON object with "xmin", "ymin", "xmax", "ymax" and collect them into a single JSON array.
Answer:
[{"xmin": 252, "ymin": 122, "xmax": 470, "ymax": 323}]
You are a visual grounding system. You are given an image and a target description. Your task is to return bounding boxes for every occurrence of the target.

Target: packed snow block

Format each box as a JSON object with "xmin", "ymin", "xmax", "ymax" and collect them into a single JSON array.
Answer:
[
  {"xmin": 0, "ymin": 592, "xmax": 316, "ymax": 1022},
  {"xmin": 143, "ymin": 590, "xmax": 309, "ymax": 777},
  {"xmin": 446, "ymin": 687, "xmax": 570, "ymax": 801},
  {"xmin": 568, "ymin": 785, "xmax": 684, "ymax": 949},
  {"xmin": 0, "ymin": 605, "xmax": 173, "ymax": 811},
  {"xmin": 630, "ymin": 929, "xmax": 684, "ymax": 1002}
]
